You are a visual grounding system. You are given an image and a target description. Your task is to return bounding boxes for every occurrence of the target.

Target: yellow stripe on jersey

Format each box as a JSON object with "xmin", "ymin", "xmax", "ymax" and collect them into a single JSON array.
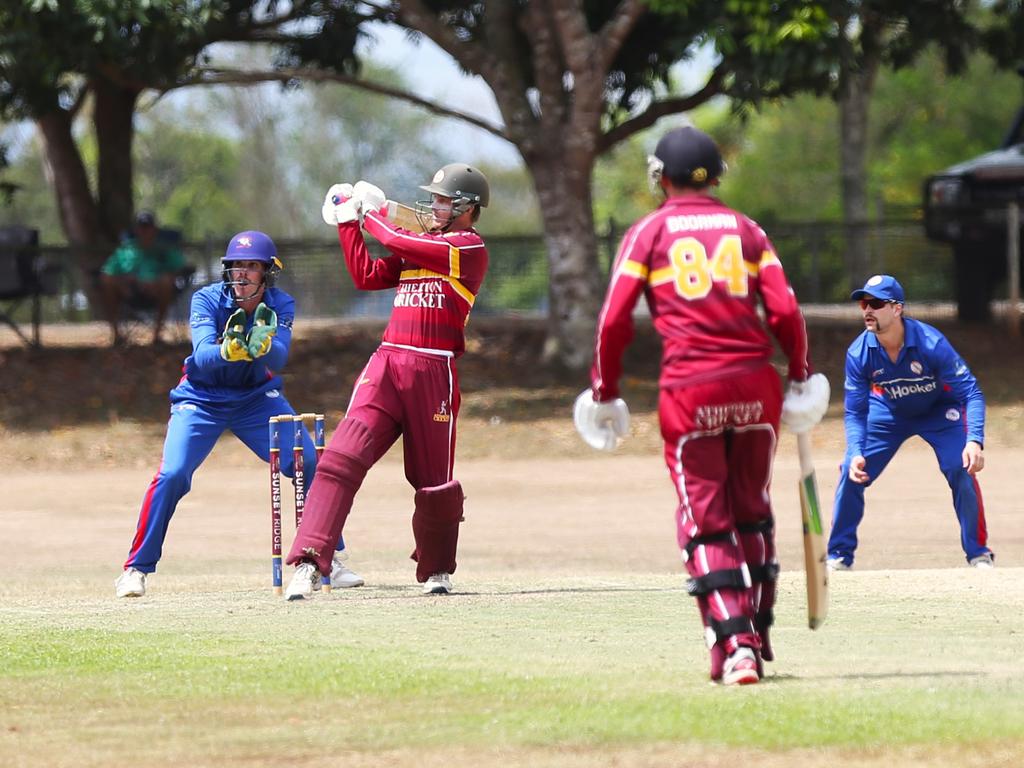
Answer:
[
  {"xmin": 620, "ymin": 260, "xmax": 649, "ymax": 280},
  {"xmin": 742, "ymin": 250, "xmax": 781, "ymax": 277},
  {"xmin": 449, "ymin": 245, "xmax": 461, "ymax": 279},
  {"xmin": 400, "ymin": 269, "xmax": 476, "ymax": 307},
  {"xmin": 648, "ymin": 265, "xmax": 675, "ymax": 287}
]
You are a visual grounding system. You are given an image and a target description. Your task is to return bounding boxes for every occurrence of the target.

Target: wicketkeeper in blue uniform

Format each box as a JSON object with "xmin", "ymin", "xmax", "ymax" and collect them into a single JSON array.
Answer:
[
  {"xmin": 114, "ymin": 231, "xmax": 363, "ymax": 597},
  {"xmin": 828, "ymin": 274, "xmax": 992, "ymax": 570}
]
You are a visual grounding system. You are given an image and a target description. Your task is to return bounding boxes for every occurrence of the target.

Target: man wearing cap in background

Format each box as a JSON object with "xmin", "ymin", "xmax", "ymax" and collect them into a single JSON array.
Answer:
[
  {"xmin": 99, "ymin": 210, "xmax": 188, "ymax": 345},
  {"xmin": 829, "ymin": 274, "xmax": 993, "ymax": 571},
  {"xmin": 114, "ymin": 230, "xmax": 363, "ymax": 598}
]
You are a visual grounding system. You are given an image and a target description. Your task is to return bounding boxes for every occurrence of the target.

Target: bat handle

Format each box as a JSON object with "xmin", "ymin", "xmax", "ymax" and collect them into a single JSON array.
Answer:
[{"xmin": 796, "ymin": 431, "xmax": 814, "ymax": 475}]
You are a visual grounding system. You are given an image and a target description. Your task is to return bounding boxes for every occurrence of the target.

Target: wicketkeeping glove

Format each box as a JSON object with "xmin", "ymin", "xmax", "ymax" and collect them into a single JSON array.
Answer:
[
  {"xmin": 573, "ymin": 389, "xmax": 630, "ymax": 452},
  {"xmin": 246, "ymin": 302, "xmax": 277, "ymax": 359},
  {"xmin": 220, "ymin": 307, "xmax": 252, "ymax": 362}
]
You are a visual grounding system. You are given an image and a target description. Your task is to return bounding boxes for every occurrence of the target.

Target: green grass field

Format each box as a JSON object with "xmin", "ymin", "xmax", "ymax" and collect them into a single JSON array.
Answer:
[
  {"xmin": 3, "ymin": 398, "xmax": 1023, "ymax": 768},
  {"xmin": 2, "ymin": 566, "xmax": 1022, "ymax": 768}
]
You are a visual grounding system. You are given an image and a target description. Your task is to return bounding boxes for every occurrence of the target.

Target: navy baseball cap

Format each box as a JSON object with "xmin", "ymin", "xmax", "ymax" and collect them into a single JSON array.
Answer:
[
  {"xmin": 135, "ymin": 210, "xmax": 157, "ymax": 227},
  {"xmin": 851, "ymin": 274, "xmax": 905, "ymax": 303},
  {"xmin": 223, "ymin": 230, "xmax": 278, "ymax": 263}
]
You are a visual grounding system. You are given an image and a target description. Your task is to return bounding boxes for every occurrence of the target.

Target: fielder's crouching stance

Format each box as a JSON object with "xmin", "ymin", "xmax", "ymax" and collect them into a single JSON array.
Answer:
[
  {"xmin": 114, "ymin": 231, "xmax": 362, "ymax": 598},
  {"xmin": 575, "ymin": 126, "xmax": 828, "ymax": 685},
  {"xmin": 284, "ymin": 164, "xmax": 489, "ymax": 599}
]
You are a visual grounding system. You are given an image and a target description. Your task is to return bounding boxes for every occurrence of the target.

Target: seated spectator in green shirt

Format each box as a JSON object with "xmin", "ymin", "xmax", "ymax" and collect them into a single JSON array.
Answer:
[{"xmin": 99, "ymin": 211, "xmax": 187, "ymax": 345}]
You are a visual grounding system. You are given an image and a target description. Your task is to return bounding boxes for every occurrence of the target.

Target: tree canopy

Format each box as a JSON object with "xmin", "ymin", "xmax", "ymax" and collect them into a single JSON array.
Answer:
[{"xmin": 3, "ymin": 0, "xmax": 1023, "ymax": 364}]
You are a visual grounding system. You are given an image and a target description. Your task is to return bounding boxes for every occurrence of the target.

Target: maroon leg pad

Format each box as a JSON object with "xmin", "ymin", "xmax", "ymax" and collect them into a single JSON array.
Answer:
[
  {"xmin": 287, "ymin": 418, "xmax": 374, "ymax": 575},
  {"xmin": 738, "ymin": 525, "xmax": 777, "ymax": 662},
  {"xmin": 410, "ymin": 480, "xmax": 465, "ymax": 582}
]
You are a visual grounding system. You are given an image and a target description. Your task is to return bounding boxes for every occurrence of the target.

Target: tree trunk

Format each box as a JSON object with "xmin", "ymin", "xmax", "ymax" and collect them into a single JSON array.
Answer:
[
  {"xmin": 36, "ymin": 111, "xmax": 101, "ymax": 251},
  {"xmin": 93, "ymin": 77, "xmax": 141, "ymax": 242},
  {"xmin": 838, "ymin": 55, "xmax": 879, "ymax": 290},
  {"xmin": 527, "ymin": 157, "xmax": 603, "ymax": 372}
]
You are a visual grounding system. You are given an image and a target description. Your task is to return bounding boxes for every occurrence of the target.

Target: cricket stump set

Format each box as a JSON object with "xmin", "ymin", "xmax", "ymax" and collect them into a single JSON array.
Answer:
[{"xmin": 269, "ymin": 413, "xmax": 329, "ymax": 595}]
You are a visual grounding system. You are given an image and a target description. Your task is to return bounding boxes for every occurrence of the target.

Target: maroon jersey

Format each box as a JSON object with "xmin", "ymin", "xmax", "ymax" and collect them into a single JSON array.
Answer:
[
  {"xmin": 592, "ymin": 193, "xmax": 809, "ymax": 400},
  {"xmin": 337, "ymin": 209, "xmax": 489, "ymax": 356}
]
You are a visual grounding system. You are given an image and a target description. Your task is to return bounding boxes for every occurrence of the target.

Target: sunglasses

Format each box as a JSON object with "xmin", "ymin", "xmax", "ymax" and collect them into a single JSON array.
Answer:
[{"xmin": 858, "ymin": 298, "xmax": 895, "ymax": 310}]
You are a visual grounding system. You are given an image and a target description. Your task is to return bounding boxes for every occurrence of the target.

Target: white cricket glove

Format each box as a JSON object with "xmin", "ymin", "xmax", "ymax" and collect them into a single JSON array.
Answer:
[
  {"xmin": 352, "ymin": 180, "xmax": 387, "ymax": 216},
  {"xmin": 321, "ymin": 183, "xmax": 358, "ymax": 226},
  {"xmin": 781, "ymin": 372, "xmax": 830, "ymax": 434},
  {"xmin": 573, "ymin": 388, "xmax": 630, "ymax": 452}
]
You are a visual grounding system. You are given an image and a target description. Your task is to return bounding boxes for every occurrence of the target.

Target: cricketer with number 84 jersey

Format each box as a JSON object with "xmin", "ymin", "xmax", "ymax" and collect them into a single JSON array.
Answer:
[
  {"xmin": 590, "ymin": 163, "xmax": 814, "ymax": 683},
  {"xmin": 593, "ymin": 194, "xmax": 808, "ymax": 399}
]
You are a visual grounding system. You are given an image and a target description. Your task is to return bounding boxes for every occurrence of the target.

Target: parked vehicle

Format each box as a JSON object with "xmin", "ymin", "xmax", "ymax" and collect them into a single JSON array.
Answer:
[{"xmin": 923, "ymin": 67, "xmax": 1024, "ymax": 321}]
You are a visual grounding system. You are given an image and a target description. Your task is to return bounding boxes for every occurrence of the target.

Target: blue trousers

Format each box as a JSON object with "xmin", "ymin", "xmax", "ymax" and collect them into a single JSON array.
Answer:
[
  {"xmin": 828, "ymin": 406, "xmax": 989, "ymax": 566},
  {"xmin": 124, "ymin": 392, "xmax": 344, "ymax": 573}
]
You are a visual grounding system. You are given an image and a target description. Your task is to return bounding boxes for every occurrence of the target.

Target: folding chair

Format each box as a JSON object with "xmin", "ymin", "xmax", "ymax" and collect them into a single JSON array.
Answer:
[{"xmin": 0, "ymin": 226, "xmax": 60, "ymax": 347}]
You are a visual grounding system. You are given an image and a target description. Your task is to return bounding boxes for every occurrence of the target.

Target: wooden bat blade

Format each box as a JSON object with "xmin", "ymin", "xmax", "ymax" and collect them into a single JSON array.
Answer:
[
  {"xmin": 383, "ymin": 200, "xmax": 426, "ymax": 233},
  {"xmin": 797, "ymin": 432, "xmax": 829, "ymax": 630}
]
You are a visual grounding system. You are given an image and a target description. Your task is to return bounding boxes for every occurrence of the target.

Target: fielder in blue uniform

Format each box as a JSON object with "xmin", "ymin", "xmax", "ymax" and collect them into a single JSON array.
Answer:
[
  {"xmin": 114, "ymin": 230, "xmax": 362, "ymax": 597},
  {"xmin": 828, "ymin": 274, "xmax": 992, "ymax": 570}
]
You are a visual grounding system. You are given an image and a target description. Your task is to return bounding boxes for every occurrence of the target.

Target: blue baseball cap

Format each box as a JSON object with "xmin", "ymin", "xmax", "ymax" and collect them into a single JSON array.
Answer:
[
  {"xmin": 223, "ymin": 230, "xmax": 277, "ymax": 263},
  {"xmin": 851, "ymin": 274, "xmax": 905, "ymax": 303}
]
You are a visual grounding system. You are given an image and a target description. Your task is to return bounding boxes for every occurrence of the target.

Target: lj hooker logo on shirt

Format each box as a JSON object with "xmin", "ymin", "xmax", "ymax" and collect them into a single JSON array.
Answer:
[{"xmin": 433, "ymin": 400, "xmax": 451, "ymax": 423}]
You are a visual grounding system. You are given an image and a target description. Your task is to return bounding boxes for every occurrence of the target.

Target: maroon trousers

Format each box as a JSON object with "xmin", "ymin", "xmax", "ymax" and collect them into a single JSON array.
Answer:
[
  {"xmin": 658, "ymin": 363, "xmax": 782, "ymax": 672},
  {"xmin": 287, "ymin": 345, "xmax": 459, "ymax": 574}
]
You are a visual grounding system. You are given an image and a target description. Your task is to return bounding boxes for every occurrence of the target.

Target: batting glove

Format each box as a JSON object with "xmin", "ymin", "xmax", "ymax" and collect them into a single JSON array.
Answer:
[
  {"xmin": 781, "ymin": 373, "xmax": 830, "ymax": 434},
  {"xmin": 573, "ymin": 389, "xmax": 630, "ymax": 452},
  {"xmin": 220, "ymin": 307, "xmax": 252, "ymax": 362},
  {"xmin": 352, "ymin": 180, "xmax": 387, "ymax": 216},
  {"xmin": 322, "ymin": 183, "xmax": 356, "ymax": 226}
]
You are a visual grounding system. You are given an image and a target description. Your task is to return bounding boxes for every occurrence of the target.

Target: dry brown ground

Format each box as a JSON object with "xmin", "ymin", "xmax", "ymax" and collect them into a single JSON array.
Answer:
[
  {"xmin": 2, "ymin": 318, "xmax": 1022, "ymax": 767},
  {"xmin": 2, "ymin": 315, "xmax": 1022, "ymax": 576}
]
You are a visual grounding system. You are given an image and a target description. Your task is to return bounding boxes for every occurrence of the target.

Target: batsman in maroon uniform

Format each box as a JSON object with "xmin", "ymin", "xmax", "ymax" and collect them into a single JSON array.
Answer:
[
  {"xmin": 285, "ymin": 164, "xmax": 489, "ymax": 598},
  {"xmin": 576, "ymin": 126, "xmax": 826, "ymax": 685}
]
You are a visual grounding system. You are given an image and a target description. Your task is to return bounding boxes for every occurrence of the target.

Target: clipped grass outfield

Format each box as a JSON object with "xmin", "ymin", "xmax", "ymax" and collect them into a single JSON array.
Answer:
[{"xmin": 2, "ymin": 568, "xmax": 1023, "ymax": 768}]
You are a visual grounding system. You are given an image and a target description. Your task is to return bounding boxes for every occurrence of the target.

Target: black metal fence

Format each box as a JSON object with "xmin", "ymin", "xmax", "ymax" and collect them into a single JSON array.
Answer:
[{"xmin": 7, "ymin": 220, "xmax": 954, "ymax": 327}]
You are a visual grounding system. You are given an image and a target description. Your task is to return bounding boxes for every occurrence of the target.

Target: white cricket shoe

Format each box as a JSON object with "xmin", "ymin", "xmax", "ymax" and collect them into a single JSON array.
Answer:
[
  {"xmin": 422, "ymin": 573, "xmax": 452, "ymax": 595},
  {"xmin": 826, "ymin": 557, "xmax": 852, "ymax": 572},
  {"xmin": 115, "ymin": 567, "xmax": 146, "ymax": 598},
  {"xmin": 969, "ymin": 554, "xmax": 995, "ymax": 569},
  {"xmin": 721, "ymin": 647, "xmax": 760, "ymax": 686},
  {"xmin": 285, "ymin": 562, "xmax": 321, "ymax": 601},
  {"xmin": 330, "ymin": 551, "xmax": 365, "ymax": 588}
]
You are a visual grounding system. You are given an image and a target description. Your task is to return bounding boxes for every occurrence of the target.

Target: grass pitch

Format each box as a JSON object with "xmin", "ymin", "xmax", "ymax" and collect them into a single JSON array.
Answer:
[
  {"xmin": 2, "ymin": 566, "xmax": 1022, "ymax": 768},
  {"xmin": 2, "ymin": 411, "xmax": 1022, "ymax": 767}
]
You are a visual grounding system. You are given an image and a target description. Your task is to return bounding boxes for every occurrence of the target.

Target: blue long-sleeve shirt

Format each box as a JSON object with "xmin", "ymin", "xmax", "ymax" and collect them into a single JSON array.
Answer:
[
  {"xmin": 843, "ymin": 316, "xmax": 985, "ymax": 456},
  {"xmin": 170, "ymin": 283, "xmax": 296, "ymax": 403}
]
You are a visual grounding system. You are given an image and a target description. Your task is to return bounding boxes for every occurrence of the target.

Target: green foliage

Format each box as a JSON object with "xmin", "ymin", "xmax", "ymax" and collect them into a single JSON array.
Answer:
[
  {"xmin": 593, "ymin": 134, "xmax": 661, "ymax": 230},
  {"xmin": 134, "ymin": 114, "xmax": 242, "ymax": 239},
  {"xmin": 0, "ymin": 134, "xmax": 64, "ymax": 238},
  {"xmin": 469, "ymin": 164, "xmax": 539, "ymax": 236},
  {"xmin": 0, "ymin": 1, "xmax": 227, "ymax": 119},
  {"xmin": 719, "ymin": 50, "xmax": 1024, "ymax": 224}
]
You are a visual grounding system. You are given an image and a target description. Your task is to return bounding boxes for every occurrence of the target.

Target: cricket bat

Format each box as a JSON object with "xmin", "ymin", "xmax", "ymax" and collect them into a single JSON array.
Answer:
[
  {"xmin": 797, "ymin": 431, "xmax": 829, "ymax": 629},
  {"xmin": 383, "ymin": 200, "xmax": 426, "ymax": 232}
]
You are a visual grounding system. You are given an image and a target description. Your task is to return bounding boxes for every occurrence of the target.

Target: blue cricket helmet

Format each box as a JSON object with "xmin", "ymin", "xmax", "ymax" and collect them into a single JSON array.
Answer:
[
  {"xmin": 221, "ymin": 230, "xmax": 283, "ymax": 300},
  {"xmin": 223, "ymin": 230, "xmax": 279, "ymax": 264}
]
